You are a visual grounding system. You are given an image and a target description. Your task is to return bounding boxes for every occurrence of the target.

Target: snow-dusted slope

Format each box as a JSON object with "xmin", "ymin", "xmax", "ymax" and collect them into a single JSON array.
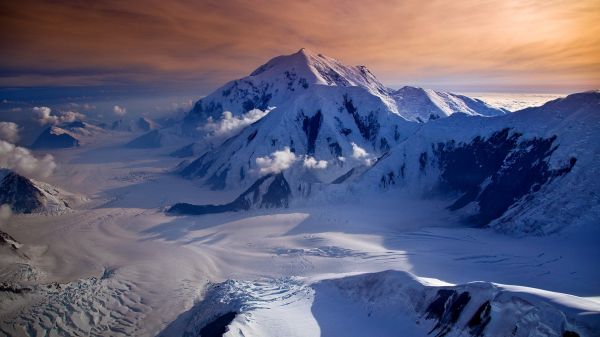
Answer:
[
  {"xmin": 168, "ymin": 173, "xmax": 291, "ymax": 215},
  {"xmin": 167, "ymin": 270, "xmax": 598, "ymax": 337},
  {"xmin": 392, "ymin": 86, "xmax": 507, "ymax": 122},
  {"xmin": 358, "ymin": 90, "xmax": 600, "ymax": 234},
  {"xmin": 0, "ymin": 169, "xmax": 85, "ymax": 214},
  {"xmin": 31, "ymin": 121, "xmax": 106, "ymax": 149},
  {"xmin": 109, "ymin": 117, "xmax": 160, "ymax": 133}
]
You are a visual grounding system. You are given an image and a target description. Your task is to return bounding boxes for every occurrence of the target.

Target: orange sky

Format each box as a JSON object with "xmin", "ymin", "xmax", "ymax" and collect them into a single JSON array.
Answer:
[{"xmin": 1, "ymin": 0, "xmax": 599, "ymax": 92}]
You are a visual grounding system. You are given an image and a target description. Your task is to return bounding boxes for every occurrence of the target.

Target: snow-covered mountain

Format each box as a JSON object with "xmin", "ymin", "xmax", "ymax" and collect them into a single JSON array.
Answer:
[
  {"xmin": 173, "ymin": 49, "xmax": 505, "ymax": 161},
  {"xmin": 171, "ymin": 90, "xmax": 598, "ymax": 236},
  {"xmin": 357, "ymin": 90, "xmax": 600, "ymax": 234},
  {"xmin": 183, "ymin": 49, "xmax": 393, "ymax": 131},
  {"xmin": 0, "ymin": 169, "xmax": 85, "ymax": 214},
  {"xmin": 184, "ymin": 49, "xmax": 504, "ymax": 129},
  {"xmin": 31, "ymin": 121, "xmax": 105, "ymax": 149},
  {"xmin": 391, "ymin": 86, "xmax": 507, "ymax": 122},
  {"xmin": 108, "ymin": 117, "xmax": 160, "ymax": 133},
  {"xmin": 179, "ymin": 49, "xmax": 424, "ymax": 190},
  {"xmin": 169, "ymin": 49, "xmax": 592, "ymax": 232}
]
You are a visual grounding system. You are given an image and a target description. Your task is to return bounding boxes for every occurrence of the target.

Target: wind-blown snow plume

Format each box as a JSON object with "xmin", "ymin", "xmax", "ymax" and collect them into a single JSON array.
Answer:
[
  {"xmin": 113, "ymin": 105, "xmax": 127, "ymax": 116},
  {"xmin": 33, "ymin": 106, "xmax": 85, "ymax": 125},
  {"xmin": 303, "ymin": 156, "xmax": 328, "ymax": 169},
  {"xmin": 351, "ymin": 142, "xmax": 374, "ymax": 165},
  {"xmin": 0, "ymin": 140, "xmax": 56, "ymax": 179},
  {"xmin": 0, "ymin": 122, "xmax": 19, "ymax": 143},
  {"xmin": 203, "ymin": 109, "xmax": 269, "ymax": 141},
  {"xmin": 255, "ymin": 147, "xmax": 297, "ymax": 174}
]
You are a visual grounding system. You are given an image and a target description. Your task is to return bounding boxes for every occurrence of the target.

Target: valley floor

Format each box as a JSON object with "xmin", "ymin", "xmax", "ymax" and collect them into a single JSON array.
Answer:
[{"xmin": 1, "ymin": 135, "xmax": 598, "ymax": 336}]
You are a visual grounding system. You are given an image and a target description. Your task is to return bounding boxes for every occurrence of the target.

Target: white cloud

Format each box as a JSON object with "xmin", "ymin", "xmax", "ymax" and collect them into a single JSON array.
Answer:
[
  {"xmin": 113, "ymin": 105, "xmax": 127, "ymax": 116},
  {"xmin": 203, "ymin": 109, "xmax": 269, "ymax": 142},
  {"xmin": 33, "ymin": 106, "xmax": 85, "ymax": 125},
  {"xmin": 303, "ymin": 156, "xmax": 328, "ymax": 169},
  {"xmin": 0, "ymin": 140, "xmax": 56, "ymax": 179},
  {"xmin": 351, "ymin": 142, "xmax": 369, "ymax": 159},
  {"xmin": 255, "ymin": 147, "xmax": 297, "ymax": 174},
  {"xmin": 0, "ymin": 122, "xmax": 20, "ymax": 143},
  {"xmin": 351, "ymin": 142, "xmax": 374, "ymax": 165}
]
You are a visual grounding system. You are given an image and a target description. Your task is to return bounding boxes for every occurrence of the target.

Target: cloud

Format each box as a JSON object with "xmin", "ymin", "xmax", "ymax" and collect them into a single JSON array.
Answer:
[
  {"xmin": 303, "ymin": 156, "xmax": 328, "ymax": 169},
  {"xmin": 0, "ymin": 140, "xmax": 56, "ymax": 179},
  {"xmin": 255, "ymin": 147, "xmax": 297, "ymax": 174},
  {"xmin": 113, "ymin": 105, "xmax": 127, "ymax": 116},
  {"xmin": 1, "ymin": 1, "xmax": 598, "ymax": 91},
  {"xmin": 0, "ymin": 122, "xmax": 20, "ymax": 143},
  {"xmin": 202, "ymin": 109, "xmax": 269, "ymax": 142},
  {"xmin": 0, "ymin": 204, "xmax": 12, "ymax": 227},
  {"xmin": 33, "ymin": 106, "xmax": 85, "ymax": 125},
  {"xmin": 351, "ymin": 142, "xmax": 374, "ymax": 165},
  {"xmin": 351, "ymin": 142, "xmax": 369, "ymax": 159},
  {"xmin": 68, "ymin": 102, "xmax": 96, "ymax": 110}
]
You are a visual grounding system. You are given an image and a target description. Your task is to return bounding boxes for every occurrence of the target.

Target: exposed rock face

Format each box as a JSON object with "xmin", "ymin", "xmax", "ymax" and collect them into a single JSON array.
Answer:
[
  {"xmin": 434, "ymin": 129, "xmax": 576, "ymax": 226},
  {"xmin": 360, "ymin": 91, "xmax": 600, "ymax": 234},
  {"xmin": 31, "ymin": 126, "xmax": 79, "ymax": 149},
  {"xmin": 125, "ymin": 130, "xmax": 163, "ymax": 148},
  {"xmin": 167, "ymin": 173, "xmax": 291, "ymax": 215},
  {"xmin": 0, "ymin": 170, "xmax": 83, "ymax": 214},
  {"xmin": 0, "ymin": 172, "xmax": 45, "ymax": 214}
]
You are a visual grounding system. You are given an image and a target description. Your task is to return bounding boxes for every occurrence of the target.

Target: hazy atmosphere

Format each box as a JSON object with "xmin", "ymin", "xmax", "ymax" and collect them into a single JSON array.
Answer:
[{"xmin": 1, "ymin": 0, "xmax": 599, "ymax": 92}]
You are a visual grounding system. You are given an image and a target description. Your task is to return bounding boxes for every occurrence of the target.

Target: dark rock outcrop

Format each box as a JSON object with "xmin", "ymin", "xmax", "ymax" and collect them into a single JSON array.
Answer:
[{"xmin": 167, "ymin": 173, "xmax": 291, "ymax": 215}]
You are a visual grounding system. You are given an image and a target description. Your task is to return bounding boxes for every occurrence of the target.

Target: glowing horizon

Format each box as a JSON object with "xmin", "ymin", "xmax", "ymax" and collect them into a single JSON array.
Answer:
[{"xmin": 1, "ymin": 0, "xmax": 598, "ymax": 93}]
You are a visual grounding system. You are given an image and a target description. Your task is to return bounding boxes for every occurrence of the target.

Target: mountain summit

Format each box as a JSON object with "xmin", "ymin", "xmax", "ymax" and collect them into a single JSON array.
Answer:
[{"xmin": 182, "ymin": 49, "xmax": 505, "ymax": 134}]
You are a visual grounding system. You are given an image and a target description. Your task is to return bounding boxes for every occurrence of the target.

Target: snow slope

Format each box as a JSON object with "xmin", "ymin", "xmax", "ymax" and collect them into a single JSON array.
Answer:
[
  {"xmin": 0, "ymin": 131, "xmax": 597, "ymax": 336},
  {"xmin": 180, "ymin": 84, "xmax": 416, "ymax": 191},
  {"xmin": 31, "ymin": 121, "xmax": 106, "ymax": 149},
  {"xmin": 357, "ymin": 90, "xmax": 600, "ymax": 234},
  {"xmin": 392, "ymin": 86, "xmax": 507, "ymax": 122},
  {"xmin": 164, "ymin": 270, "xmax": 599, "ymax": 337}
]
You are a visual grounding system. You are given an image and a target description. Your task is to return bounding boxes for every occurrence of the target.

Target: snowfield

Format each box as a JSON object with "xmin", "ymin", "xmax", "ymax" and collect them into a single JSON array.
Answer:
[{"xmin": 0, "ymin": 134, "xmax": 598, "ymax": 336}]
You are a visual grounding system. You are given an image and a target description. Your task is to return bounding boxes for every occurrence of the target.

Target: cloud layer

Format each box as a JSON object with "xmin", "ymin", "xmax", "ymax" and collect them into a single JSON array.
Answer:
[
  {"xmin": 33, "ymin": 106, "xmax": 85, "ymax": 125},
  {"xmin": 1, "ymin": 0, "xmax": 598, "ymax": 92},
  {"xmin": 303, "ymin": 156, "xmax": 328, "ymax": 169},
  {"xmin": 203, "ymin": 109, "xmax": 269, "ymax": 142},
  {"xmin": 0, "ymin": 122, "xmax": 20, "ymax": 143},
  {"xmin": 255, "ymin": 147, "xmax": 297, "ymax": 175},
  {"xmin": 113, "ymin": 105, "xmax": 127, "ymax": 116},
  {"xmin": 0, "ymin": 140, "xmax": 56, "ymax": 179}
]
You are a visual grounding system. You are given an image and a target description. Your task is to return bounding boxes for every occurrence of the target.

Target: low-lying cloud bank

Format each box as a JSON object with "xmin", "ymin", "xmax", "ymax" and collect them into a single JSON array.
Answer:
[
  {"xmin": 0, "ymin": 122, "xmax": 20, "ymax": 143},
  {"xmin": 0, "ymin": 140, "xmax": 56, "ymax": 179},
  {"xmin": 113, "ymin": 105, "xmax": 127, "ymax": 116},
  {"xmin": 203, "ymin": 109, "xmax": 269, "ymax": 143},
  {"xmin": 256, "ymin": 146, "xmax": 297, "ymax": 174},
  {"xmin": 256, "ymin": 148, "xmax": 331, "ymax": 175},
  {"xmin": 303, "ymin": 156, "xmax": 328, "ymax": 169},
  {"xmin": 351, "ymin": 142, "xmax": 374, "ymax": 165},
  {"xmin": 33, "ymin": 106, "xmax": 85, "ymax": 125}
]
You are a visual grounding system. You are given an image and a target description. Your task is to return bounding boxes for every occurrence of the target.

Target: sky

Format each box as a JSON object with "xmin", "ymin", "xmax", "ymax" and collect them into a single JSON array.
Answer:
[{"xmin": 1, "ymin": 0, "xmax": 599, "ymax": 93}]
